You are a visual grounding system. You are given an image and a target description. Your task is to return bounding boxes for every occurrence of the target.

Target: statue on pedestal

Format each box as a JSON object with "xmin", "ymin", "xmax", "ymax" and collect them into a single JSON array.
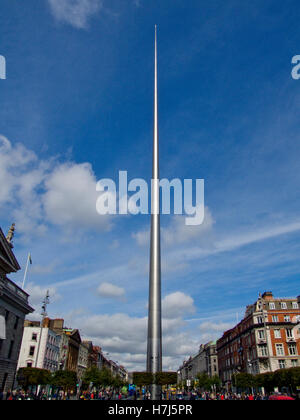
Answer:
[{"xmin": 6, "ymin": 223, "xmax": 15, "ymax": 244}]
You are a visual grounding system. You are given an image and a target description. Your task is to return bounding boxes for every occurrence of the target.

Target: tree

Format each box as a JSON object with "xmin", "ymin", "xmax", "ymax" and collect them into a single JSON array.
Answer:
[
  {"xmin": 255, "ymin": 372, "xmax": 275, "ymax": 393},
  {"xmin": 288, "ymin": 367, "xmax": 300, "ymax": 393},
  {"xmin": 99, "ymin": 367, "xmax": 114, "ymax": 387},
  {"xmin": 196, "ymin": 373, "xmax": 212, "ymax": 391},
  {"xmin": 272, "ymin": 367, "xmax": 300, "ymax": 393},
  {"xmin": 210, "ymin": 375, "xmax": 221, "ymax": 391},
  {"xmin": 154, "ymin": 372, "xmax": 178, "ymax": 386},
  {"xmin": 132, "ymin": 372, "xmax": 154, "ymax": 387},
  {"xmin": 233, "ymin": 373, "xmax": 255, "ymax": 391},
  {"xmin": 51, "ymin": 370, "xmax": 77, "ymax": 392},
  {"xmin": 112, "ymin": 375, "xmax": 124, "ymax": 389},
  {"xmin": 17, "ymin": 368, "xmax": 51, "ymax": 391},
  {"xmin": 82, "ymin": 367, "xmax": 102, "ymax": 389}
]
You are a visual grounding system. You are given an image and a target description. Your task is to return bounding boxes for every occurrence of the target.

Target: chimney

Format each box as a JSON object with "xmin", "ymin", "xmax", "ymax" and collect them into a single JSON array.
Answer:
[
  {"xmin": 262, "ymin": 292, "xmax": 273, "ymax": 301},
  {"xmin": 50, "ymin": 319, "xmax": 64, "ymax": 331},
  {"xmin": 42, "ymin": 317, "xmax": 50, "ymax": 328}
]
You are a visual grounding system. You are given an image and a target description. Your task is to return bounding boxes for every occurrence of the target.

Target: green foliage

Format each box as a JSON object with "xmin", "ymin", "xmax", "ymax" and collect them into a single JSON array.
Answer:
[
  {"xmin": 255, "ymin": 372, "xmax": 275, "ymax": 392},
  {"xmin": 272, "ymin": 367, "xmax": 300, "ymax": 392},
  {"xmin": 132, "ymin": 372, "xmax": 154, "ymax": 387},
  {"xmin": 196, "ymin": 373, "xmax": 212, "ymax": 391},
  {"xmin": 113, "ymin": 376, "xmax": 124, "ymax": 388},
  {"xmin": 234, "ymin": 367, "xmax": 300, "ymax": 393},
  {"xmin": 99, "ymin": 367, "xmax": 114, "ymax": 386},
  {"xmin": 17, "ymin": 368, "xmax": 51, "ymax": 390},
  {"xmin": 233, "ymin": 373, "xmax": 255, "ymax": 390},
  {"xmin": 51, "ymin": 370, "xmax": 77, "ymax": 391},
  {"xmin": 83, "ymin": 366, "xmax": 102, "ymax": 388},
  {"xmin": 210, "ymin": 375, "xmax": 221, "ymax": 389},
  {"xmin": 82, "ymin": 367, "xmax": 117, "ymax": 388},
  {"xmin": 154, "ymin": 372, "xmax": 178, "ymax": 386}
]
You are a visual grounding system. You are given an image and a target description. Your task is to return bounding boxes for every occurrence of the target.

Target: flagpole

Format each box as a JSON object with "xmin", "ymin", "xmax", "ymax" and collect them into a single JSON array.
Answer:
[{"xmin": 22, "ymin": 253, "xmax": 30, "ymax": 290}]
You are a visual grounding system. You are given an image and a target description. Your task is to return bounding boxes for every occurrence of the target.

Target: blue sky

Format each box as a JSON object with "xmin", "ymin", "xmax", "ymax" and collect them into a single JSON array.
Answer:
[{"xmin": 1, "ymin": 0, "xmax": 300, "ymax": 371}]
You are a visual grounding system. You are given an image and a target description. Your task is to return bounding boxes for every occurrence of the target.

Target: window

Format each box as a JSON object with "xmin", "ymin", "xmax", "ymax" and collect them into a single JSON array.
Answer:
[
  {"xmin": 269, "ymin": 302, "xmax": 276, "ymax": 310},
  {"xmin": 279, "ymin": 360, "xmax": 286, "ymax": 370},
  {"xmin": 7, "ymin": 340, "xmax": 14, "ymax": 359},
  {"xmin": 258, "ymin": 330, "xmax": 265, "ymax": 340},
  {"xmin": 272, "ymin": 315, "xmax": 279, "ymax": 323},
  {"xmin": 291, "ymin": 360, "xmax": 298, "ymax": 367},
  {"xmin": 276, "ymin": 344, "xmax": 284, "ymax": 356},
  {"xmin": 5, "ymin": 310, "xmax": 9, "ymax": 321},
  {"xmin": 257, "ymin": 316, "xmax": 264, "ymax": 324},
  {"xmin": 292, "ymin": 302, "xmax": 299, "ymax": 309},
  {"xmin": 281, "ymin": 302, "xmax": 287, "ymax": 310},
  {"xmin": 274, "ymin": 329, "xmax": 281, "ymax": 339},
  {"xmin": 284, "ymin": 315, "xmax": 290, "ymax": 322},
  {"xmin": 286, "ymin": 329, "xmax": 293, "ymax": 339},
  {"xmin": 259, "ymin": 345, "xmax": 268, "ymax": 357},
  {"xmin": 288, "ymin": 345, "xmax": 297, "ymax": 356},
  {"xmin": 27, "ymin": 362, "xmax": 32, "ymax": 368},
  {"xmin": 29, "ymin": 346, "xmax": 35, "ymax": 357},
  {"xmin": 14, "ymin": 316, "xmax": 19, "ymax": 330},
  {"xmin": 32, "ymin": 333, "xmax": 37, "ymax": 341}
]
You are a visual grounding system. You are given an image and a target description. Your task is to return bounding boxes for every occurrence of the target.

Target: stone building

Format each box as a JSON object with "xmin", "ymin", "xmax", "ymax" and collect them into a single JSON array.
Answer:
[
  {"xmin": 178, "ymin": 341, "xmax": 218, "ymax": 383},
  {"xmin": 77, "ymin": 342, "xmax": 89, "ymax": 381},
  {"xmin": 17, "ymin": 321, "xmax": 61, "ymax": 372},
  {"xmin": 41, "ymin": 318, "xmax": 81, "ymax": 374},
  {"xmin": 217, "ymin": 292, "xmax": 300, "ymax": 390},
  {"xmin": 0, "ymin": 226, "xmax": 34, "ymax": 393}
]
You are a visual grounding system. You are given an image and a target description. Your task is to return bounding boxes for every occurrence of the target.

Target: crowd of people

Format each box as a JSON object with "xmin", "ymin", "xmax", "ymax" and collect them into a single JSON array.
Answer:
[{"xmin": 1, "ymin": 388, "xmax": 298, "ymax": 401}]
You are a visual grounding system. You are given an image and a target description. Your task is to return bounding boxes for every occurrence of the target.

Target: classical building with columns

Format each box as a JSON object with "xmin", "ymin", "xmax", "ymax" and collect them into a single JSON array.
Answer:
[{"xmin": 0, "ymin": 225, "xmax": 34, "ymax": 394}]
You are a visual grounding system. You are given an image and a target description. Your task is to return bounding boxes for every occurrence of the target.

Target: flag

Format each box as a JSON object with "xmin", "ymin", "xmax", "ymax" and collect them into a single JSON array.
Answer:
[{"xmin": 29, "ymin": 253, "xmax": 32, "ymax": 265}]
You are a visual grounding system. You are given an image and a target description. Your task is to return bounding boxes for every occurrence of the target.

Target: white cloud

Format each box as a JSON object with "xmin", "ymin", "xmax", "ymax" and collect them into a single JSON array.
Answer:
[
  {"xmin": 0, "ymin": 136, "xmax": 112, "ymax": 238},
  {"xmin": 162, "ymin": 292, "xmax": 196, "ymax": 320},
  {"xmin": 48, "ymin": 0, "xmax": 102, "ymax": 29},
  {"xmin": 43, "ymin": 162, "xmax": 112, "ymax": 232},
  {"xmin": 97, "ymin": 282, "xmax": 125, "ymax": 299},
  {"xmin": 62, "ymin": 291, "xmax": 198, "ymax": 371}
]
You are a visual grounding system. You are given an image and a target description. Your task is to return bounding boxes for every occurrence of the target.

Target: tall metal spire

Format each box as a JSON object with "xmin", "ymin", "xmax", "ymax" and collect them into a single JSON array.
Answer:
[{"xmin": 147, "ymin": 25, "xmax": 162, "ymax": 400}]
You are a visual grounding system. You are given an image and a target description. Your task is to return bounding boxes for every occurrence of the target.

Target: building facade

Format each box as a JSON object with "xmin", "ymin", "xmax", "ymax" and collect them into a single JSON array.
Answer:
[
  {"xmin": 178, "ymin": 341, "xmax": 218, "ymax": 383},
  {"xmin": 17, "ymin": 321, "xmax": 61, "ymax": 372},
  {"xmin": 77, "ymin": 342, "xmax": 89, "ymax": 381},
  {"xmin": 217, "ymin": 292, "xmax": 300, "ymax": 389},
  {"xmin": 41, "ymin": 318, "xmax": 81, "ymax": 374},
  {"xmin": 0, "ymin": 226, "xmax": 34, "ymax": 394}
]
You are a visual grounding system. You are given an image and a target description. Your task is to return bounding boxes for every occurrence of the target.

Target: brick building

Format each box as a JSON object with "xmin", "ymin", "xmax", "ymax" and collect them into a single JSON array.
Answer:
[
  {"xmin": 0, "ymin": 226, "xmax": 34, "ymax": 394},
  {"xmin": 217, "ymin": 292, "xmax": 300, "ymax": 390}
]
